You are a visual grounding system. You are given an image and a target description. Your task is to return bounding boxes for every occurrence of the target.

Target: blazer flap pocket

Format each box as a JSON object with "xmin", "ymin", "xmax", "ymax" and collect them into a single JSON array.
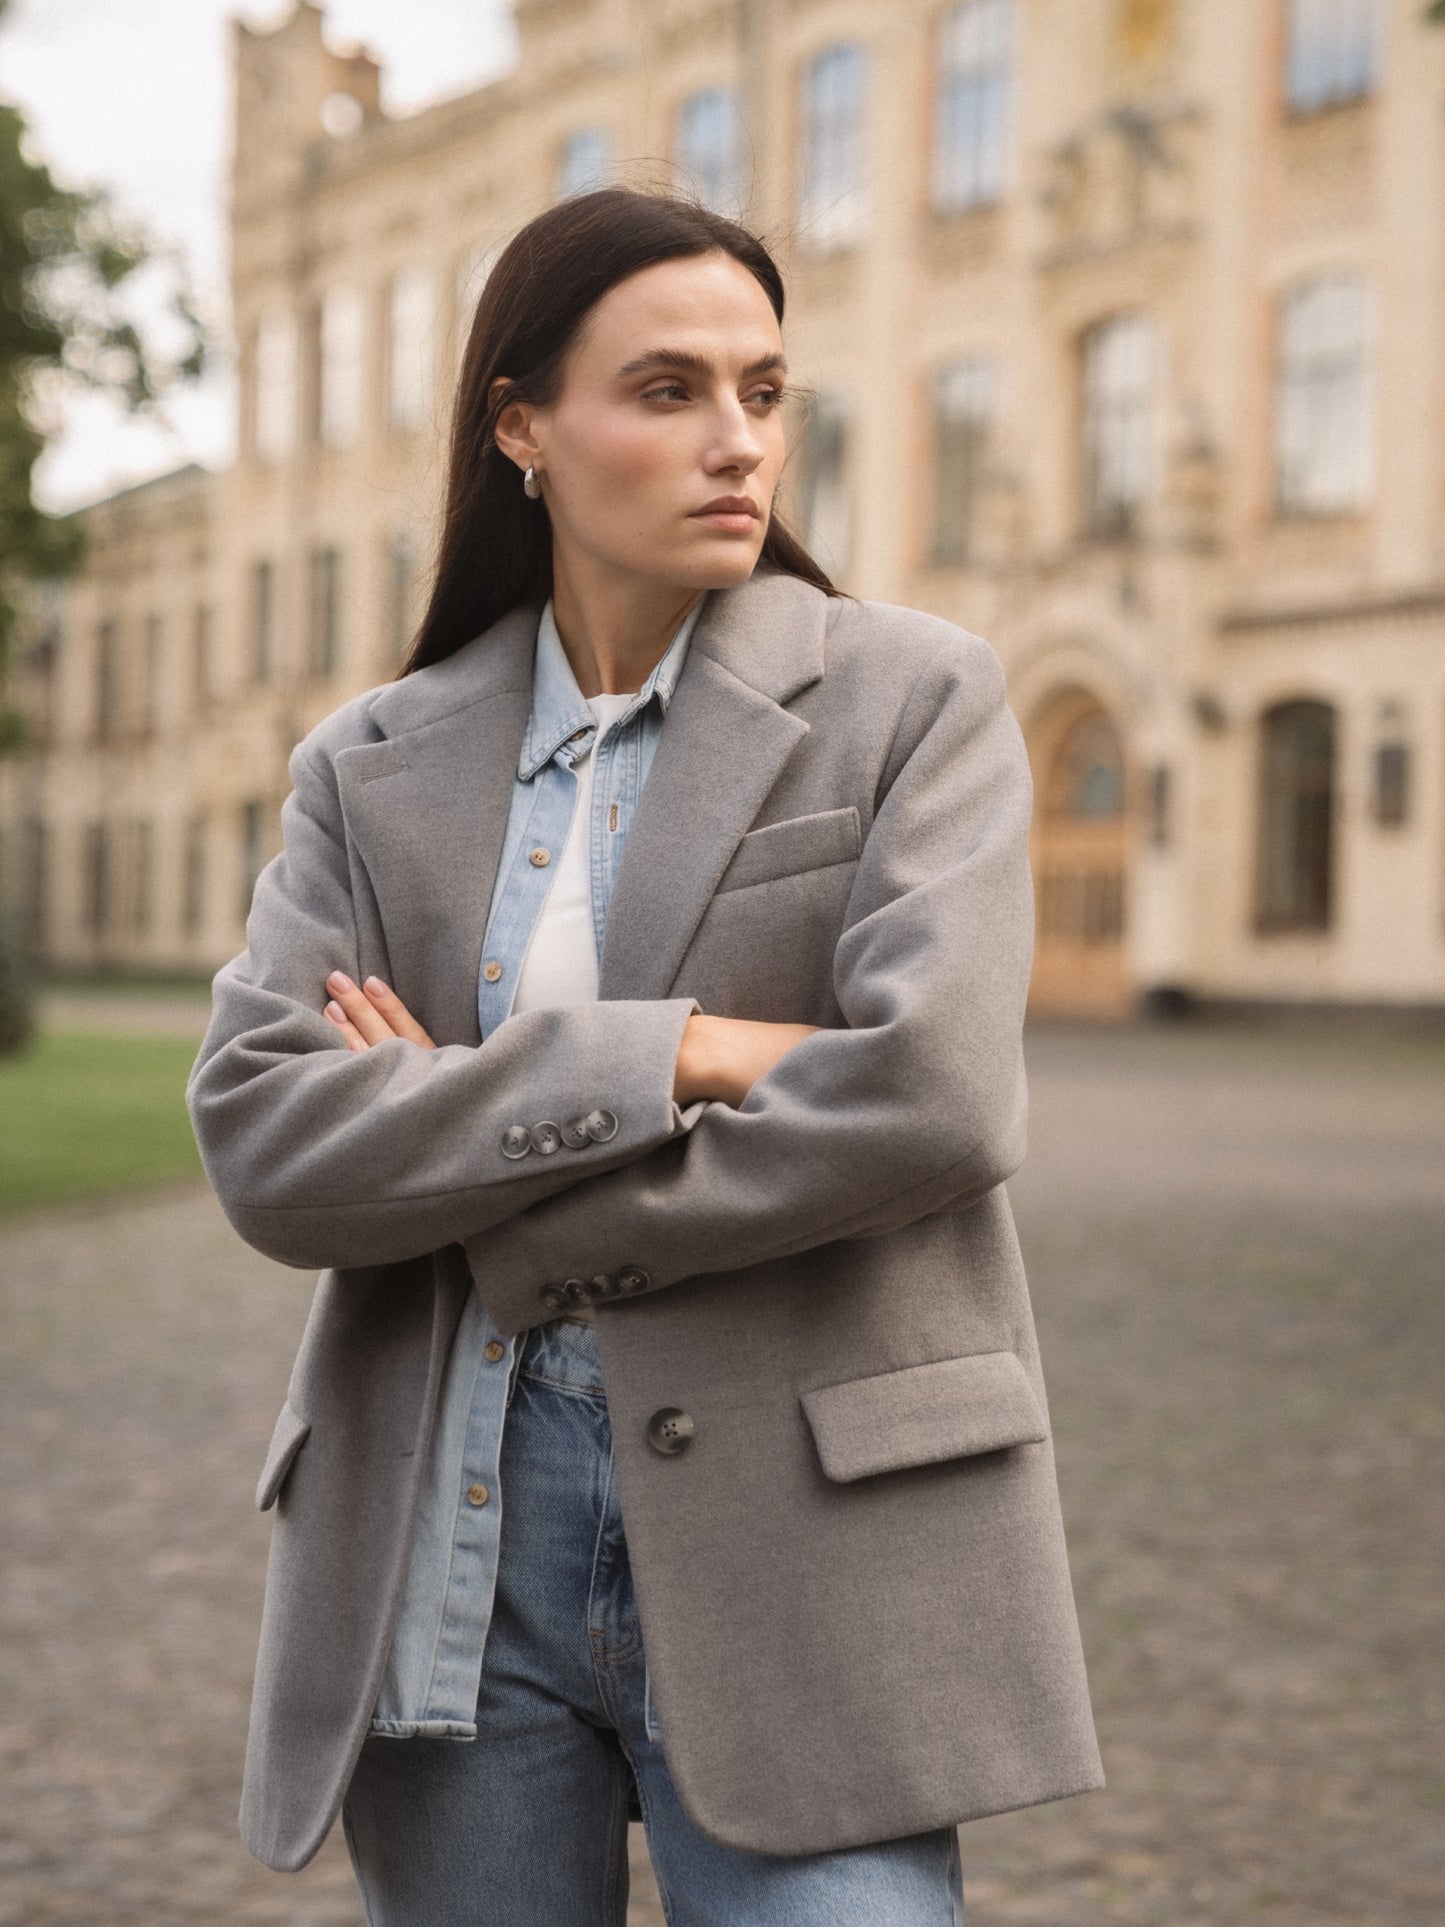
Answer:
[
  {"xmin": 256, "ymin": 1399, "xmax": 312, "ymax": 1512},
  {"xmin": 717, "ymin": 806, "xmax": 861, "ymax": 894},
  {"xmin": 801, "ymin": 1350, "xmax": 1048, "ymax": 1484}
]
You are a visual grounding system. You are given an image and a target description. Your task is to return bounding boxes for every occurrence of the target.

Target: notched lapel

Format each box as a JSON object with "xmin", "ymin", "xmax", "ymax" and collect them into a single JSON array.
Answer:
[
  {"xmin": 336, "ymin": 609, "xmax": 538, "ymax": 1048},
  {"xmin": 599, "ymin": 570, "xmax": 828, "ymax": 1001}
]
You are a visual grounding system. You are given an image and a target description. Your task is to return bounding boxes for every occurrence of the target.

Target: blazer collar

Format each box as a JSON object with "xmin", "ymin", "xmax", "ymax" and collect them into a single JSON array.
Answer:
[{"xmin": 363, "ymin": 562, "xmax": 827, "ymax": 744}]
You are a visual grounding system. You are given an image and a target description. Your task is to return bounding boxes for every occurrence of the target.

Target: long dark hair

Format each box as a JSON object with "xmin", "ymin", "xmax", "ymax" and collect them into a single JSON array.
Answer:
[{"xmin": 401, "ymin": 187, "xmax": 844, "ymax": 676}]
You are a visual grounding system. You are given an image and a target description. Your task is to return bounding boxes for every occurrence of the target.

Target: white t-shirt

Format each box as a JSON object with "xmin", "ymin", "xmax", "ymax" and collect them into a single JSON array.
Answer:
[{"xmin": 510, "ymin": 691, "xmax": 637, "ymax": 1323}]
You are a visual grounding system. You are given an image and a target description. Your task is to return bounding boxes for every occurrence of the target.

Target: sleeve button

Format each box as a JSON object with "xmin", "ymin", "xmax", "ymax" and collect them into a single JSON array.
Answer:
[
  {"xmin": 584, "ymin": 1108, "xmax": 619, "ymax": 1143},
  {"xmin": 617, "ymin": 1266, "xmax": 649, "ymax": 1294},
  {"xmin": 501, "ymin": 1124, "xmax": 532, "ymax": 1160},
  {"xmin": 530, "ymin": 1121, "xmax": 563, "ymax": 1155},
  {"xmin": 539, "ymin": 1285, "xmax": 568, "ymax": 1311},
  {"xmin": 590, "ymin": 1272, "xmax": 623, "ymax": 1299},
  {"xmin": 560, "ymin": 1116, "xmax": 592, "ymax": 1149}
]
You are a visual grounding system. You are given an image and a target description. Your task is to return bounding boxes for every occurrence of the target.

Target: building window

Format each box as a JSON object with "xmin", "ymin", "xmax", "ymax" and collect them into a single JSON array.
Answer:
[
  {"xmin": 1081, "ymin": 312, "xmax": 1159, "ymax": 539},
  {"xmin": 797, "ymin": 43, "xmax": 868, "ymax": 253},
  {"xmin": 1286, "ymin": 0, "xmax": 1377, "ymax": 114},
  {"xmin": 388, "ymin": 266, "xmax": 435, "ymax": 433},
  {"xmin": 675, "ymin": 86, "xmax": 748, "ymax": 214},
  {"xmin": 932, "ymin": 0, "xmax": 1012, "ymax": 213},
  {"xmin": 239, "ymin": 800, "xmax": 267, "ymax": 924},
  {"xmin": 254, "ymin": 309, "xmax": 299, "ymax": 462},
  {"xmin": 131, "ymin": 819, "xmax": 155, "ymax": 938},
  {"xmin": 1274, "ymin": 273, "xmax": 1372, "ymax": 517},
  {"xmin": 83, "ymin": 821, "xmax": 111, "ymax": 938},
  {"xmin": 795, "ymin": 391, "xmax": 852, "ymax": 578},
  {"xmin": 1256, "ymin": 699, "xmax": 1336, "ymax": 932},
  {"xmin": 251, "ymin": 559, "xmax": 277, "ymax": 682},
  {"xmin": 1372, "ymin": 741, "xmax": 1409, "ymax": 827},
  {"xmin": 555, "ymin": 127, "xmax": 614, "ymax": 201},
  {"xmin": 308, "ymin": 545, "xmax": 342, "ymax": 678},
  {"xmin": 1147, "ymin": 763, "xmax": 1172, "ymax": 848},
  {"xmin": 192, "ymin": 603, "xmax": 213, "ymax": 711},
  {"xmin": 930, "ymin": 356, "xmax": 996, "ymax": 564},
  {"xmin": 182, "ymin": 813, "xmax": 207, "ymax": 937},
  {"xmin": 141, "ymin": 613, "xmax": 163, "ymax": 735},
  {"xmin": 94, "ymin": 619, "xmax": 119, "ymax": 742},
  {"xmin": 20, "ymin": 818, "xmax": 48, "ymax": 955},
  {"xmin": 320, "ymin": 287, "xmax": 365, "ymax": 448},
  {"xmin": 386, "ymin": 528, "xmax": 416, "ymax": 667}
]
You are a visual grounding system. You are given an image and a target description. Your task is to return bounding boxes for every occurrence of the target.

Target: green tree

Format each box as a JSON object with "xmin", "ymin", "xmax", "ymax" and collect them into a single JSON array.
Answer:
[{"xmin": 0, "ymin": 0, "xmax": 209, "ymax": 1049}]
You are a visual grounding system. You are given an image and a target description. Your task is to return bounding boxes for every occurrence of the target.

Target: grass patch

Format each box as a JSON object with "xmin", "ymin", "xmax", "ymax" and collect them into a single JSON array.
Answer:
[{"xmin": 0, "ymin": 1032, "xmax": 204, "ymax": 1216}]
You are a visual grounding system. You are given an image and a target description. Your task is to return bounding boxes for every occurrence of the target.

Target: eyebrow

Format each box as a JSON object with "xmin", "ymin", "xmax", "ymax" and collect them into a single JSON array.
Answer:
[{"xmin": 613, "ymin": 348, "xmax": 789, "ymax": 382}]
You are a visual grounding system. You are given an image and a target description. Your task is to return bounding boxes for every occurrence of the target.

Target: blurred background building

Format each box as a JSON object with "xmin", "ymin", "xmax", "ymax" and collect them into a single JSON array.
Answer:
[{"xmin": 2, "ymin": 0, "xmax": 1442, "ymax": 1018}]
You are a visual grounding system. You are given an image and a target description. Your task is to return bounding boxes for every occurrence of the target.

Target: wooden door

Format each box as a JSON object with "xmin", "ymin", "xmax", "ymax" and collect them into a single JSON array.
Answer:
[{"xmin": 1026, "ymin": 691, "xmax": 1133, "ymax": 1020}]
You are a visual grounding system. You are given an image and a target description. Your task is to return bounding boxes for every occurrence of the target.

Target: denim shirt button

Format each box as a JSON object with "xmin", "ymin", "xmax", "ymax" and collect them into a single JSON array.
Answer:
[{"xmin": 528, "ymin": 847, "xmax": 551, "ymax": 867}]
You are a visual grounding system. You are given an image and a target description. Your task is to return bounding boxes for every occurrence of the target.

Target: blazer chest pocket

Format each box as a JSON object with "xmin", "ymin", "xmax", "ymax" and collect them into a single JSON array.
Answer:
[
  {"xmin": 256, "ymin": 1399, "xmax": 312, "ymax": 1512},
  {"xmin": 715, "ymin": 806, "xmax": 862, "ymax": 895},
  {"xmin": 801, "ymin": 1350, "xmax": 1048, "ymax": 1484}
]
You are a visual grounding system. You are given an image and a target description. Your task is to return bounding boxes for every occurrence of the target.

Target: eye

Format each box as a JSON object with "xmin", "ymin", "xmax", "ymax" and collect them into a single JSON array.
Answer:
[
  {"xmin": 750, "ymin": 386, "xmax": 787, "ymax": 409},
  {"xmin": 642, "ymin": 382, "xmax": 689, "ymax": 402}
]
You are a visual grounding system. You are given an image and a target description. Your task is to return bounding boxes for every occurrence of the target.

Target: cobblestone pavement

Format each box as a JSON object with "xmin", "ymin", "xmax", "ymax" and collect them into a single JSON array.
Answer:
[{"xmin": 2, "ymin": 1019, "xmax": 1442, "ymax": 1925}]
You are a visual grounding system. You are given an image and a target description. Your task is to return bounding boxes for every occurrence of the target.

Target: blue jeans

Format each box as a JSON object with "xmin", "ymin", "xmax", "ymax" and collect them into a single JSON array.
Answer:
[{"xmin": 342, "ymin": 1317, "xmax": 966, "ymax": 1926}]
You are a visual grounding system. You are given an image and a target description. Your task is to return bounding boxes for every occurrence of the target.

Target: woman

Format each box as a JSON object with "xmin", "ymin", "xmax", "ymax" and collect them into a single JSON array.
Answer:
[{"xmin": 188, "ymin": 187, "xmax": 1103, "ymax": 1925}]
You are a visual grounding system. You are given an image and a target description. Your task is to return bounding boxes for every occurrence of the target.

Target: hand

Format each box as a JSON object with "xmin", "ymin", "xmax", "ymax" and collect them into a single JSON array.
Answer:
[
  {"xmin": 673, "ymin": 1013, "xmax": 821, "ymax": 1108},
  {"xmin": 323, "ymin": 971, "xmax": 437, "ymax": 1051}
]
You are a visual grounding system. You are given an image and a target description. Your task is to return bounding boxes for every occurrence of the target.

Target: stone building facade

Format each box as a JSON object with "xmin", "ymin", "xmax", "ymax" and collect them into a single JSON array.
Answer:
[{"xmin": 3, "ymin": 0, "xmax": 1443, "ymax": 1014}]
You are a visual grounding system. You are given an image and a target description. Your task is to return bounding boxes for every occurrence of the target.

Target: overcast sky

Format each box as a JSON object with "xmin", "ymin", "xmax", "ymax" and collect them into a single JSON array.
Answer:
[{"xmin": 0, "ymin": 0, "xmax": 518, "ymax": 511}]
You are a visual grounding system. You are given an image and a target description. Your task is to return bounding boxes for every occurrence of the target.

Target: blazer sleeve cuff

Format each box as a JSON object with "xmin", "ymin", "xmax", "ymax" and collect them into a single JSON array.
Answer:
[{"xmin": 463, "ymin": 996, "xmax": 702, "ymax": 1326}]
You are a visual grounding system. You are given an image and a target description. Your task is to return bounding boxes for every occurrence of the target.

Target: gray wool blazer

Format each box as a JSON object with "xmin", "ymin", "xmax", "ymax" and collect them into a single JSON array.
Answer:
[{"xmin": 187, "ymin": 561, "xmax": 1104, "ymax": 1875}]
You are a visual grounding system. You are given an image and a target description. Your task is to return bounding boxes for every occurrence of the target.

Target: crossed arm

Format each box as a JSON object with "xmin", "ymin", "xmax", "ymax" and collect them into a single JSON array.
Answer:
[
  {"xmin": 189, "ymin": 633, "xmax": 1030, "ymax": 1303},
  {"xmin": 317, "ymin": 968, "xmax": 818, "ymax": 1113}
]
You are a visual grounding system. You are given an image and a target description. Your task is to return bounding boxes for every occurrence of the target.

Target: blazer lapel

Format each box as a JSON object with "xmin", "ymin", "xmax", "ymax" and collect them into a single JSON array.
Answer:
[
  {"xmin": 600, "ymin": 567, "xmax": 828, "ymax": 1001},
  {"xmin": 335, "ymin": 605, "xmax": 539, "ymax": 1047}
]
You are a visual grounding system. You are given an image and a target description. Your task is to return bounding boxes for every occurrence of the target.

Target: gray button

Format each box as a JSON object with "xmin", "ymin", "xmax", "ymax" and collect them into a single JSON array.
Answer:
[
  {"xmin": 560, "ymin": 1116, "xmax": 592, "ymax": 1150},
  {"xmin": 584, "ymin": 1108, "xmax": 619, "ymax": 1143},
  {"xmin": 617, "ymin": 1266, "xmax": 650, "ymax": 1294},
  {"xmin": 562, "ymin": 1277, "xmax": 592, "ymax": 1306},
  {"xmin": 647, "ymin": 1408, "xmax": 695, "ymax": 1456},
  {"xmin": 539, "ymin": 1285, "xmax": 568, "ymax": 1311},
  {"xmin": 590, "ymin": 1272, "xmax": 623, "ymax": 1299},
  {"xmin": 501, "ymin": 1124, "xmax": 532, "ymax": 1160},
  {"xmin": 530, "ymin": 1121, "xmax": 563, "ymax": 1155}
]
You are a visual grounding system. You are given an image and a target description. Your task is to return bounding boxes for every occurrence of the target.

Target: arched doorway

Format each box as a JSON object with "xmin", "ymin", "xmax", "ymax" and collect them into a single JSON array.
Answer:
[{"xmin": 1026, "ymin": 689, "xmax": 1133, "ymax": 1019}]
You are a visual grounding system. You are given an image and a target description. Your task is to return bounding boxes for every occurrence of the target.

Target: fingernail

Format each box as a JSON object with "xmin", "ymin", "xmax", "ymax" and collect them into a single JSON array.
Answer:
[
  {"xmin": 364, "ymin": 976, "xmax": 390, "ymax": 997},
  {"xmin": 325, "ymin": 1001, "xmax": 345, "ymax": 1023},
  {"xmin": 327, "ymin": 971, "xmax": 353, "ymax": 993}
]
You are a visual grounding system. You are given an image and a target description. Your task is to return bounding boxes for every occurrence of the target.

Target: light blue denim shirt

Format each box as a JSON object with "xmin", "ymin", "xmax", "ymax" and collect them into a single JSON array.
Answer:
[{"xmin": 371, "ymin": 589, "xmax": 707, "ymax": 1738}]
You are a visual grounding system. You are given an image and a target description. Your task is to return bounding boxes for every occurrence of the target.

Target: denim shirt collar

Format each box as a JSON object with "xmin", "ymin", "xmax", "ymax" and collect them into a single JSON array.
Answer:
[{"xmin": 517, "ymin": 592, "xmax": 707, "ymax": 780}]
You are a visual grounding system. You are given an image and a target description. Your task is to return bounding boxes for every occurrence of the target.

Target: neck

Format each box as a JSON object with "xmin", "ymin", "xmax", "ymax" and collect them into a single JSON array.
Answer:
[{"xmin": 550, "ymin": 547, "xmax": 705, "ymax": 698}]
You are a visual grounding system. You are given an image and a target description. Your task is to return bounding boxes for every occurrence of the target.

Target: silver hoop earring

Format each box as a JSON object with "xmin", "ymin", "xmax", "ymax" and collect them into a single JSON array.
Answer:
[{"xmin": 522, "ymin": 464, "xmax": 541, "ymax": 499}]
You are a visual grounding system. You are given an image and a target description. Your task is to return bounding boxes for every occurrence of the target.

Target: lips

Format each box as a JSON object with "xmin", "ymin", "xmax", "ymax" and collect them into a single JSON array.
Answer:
[{"xmin": 690, "ymin": 497, "xmax": 760, "ymax": 518}]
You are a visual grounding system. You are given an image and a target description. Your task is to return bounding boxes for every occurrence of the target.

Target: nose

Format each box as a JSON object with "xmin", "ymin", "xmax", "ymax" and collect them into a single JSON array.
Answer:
[{"xmin": 703, "ymin": 392, "xmax": 768, "ymax": 477}]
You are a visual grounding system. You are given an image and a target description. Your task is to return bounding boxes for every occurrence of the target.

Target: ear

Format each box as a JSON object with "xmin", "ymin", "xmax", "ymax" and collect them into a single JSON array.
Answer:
[{"xmin": 489, "ymin": 376, "xmax": 542, "ymax": 477}]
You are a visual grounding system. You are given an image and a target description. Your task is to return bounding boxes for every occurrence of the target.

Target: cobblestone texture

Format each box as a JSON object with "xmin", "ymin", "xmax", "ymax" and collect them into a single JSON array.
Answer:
[{"xmin": 2, "ymin": 1019, "xmax": 1442, "ymax": 1924}]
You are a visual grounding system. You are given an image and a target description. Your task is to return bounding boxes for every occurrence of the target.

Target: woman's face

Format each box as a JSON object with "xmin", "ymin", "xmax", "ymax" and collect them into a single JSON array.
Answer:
[{"xmin": 498, "ymin": 249, "xmax": 790, "ymax": 593}]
